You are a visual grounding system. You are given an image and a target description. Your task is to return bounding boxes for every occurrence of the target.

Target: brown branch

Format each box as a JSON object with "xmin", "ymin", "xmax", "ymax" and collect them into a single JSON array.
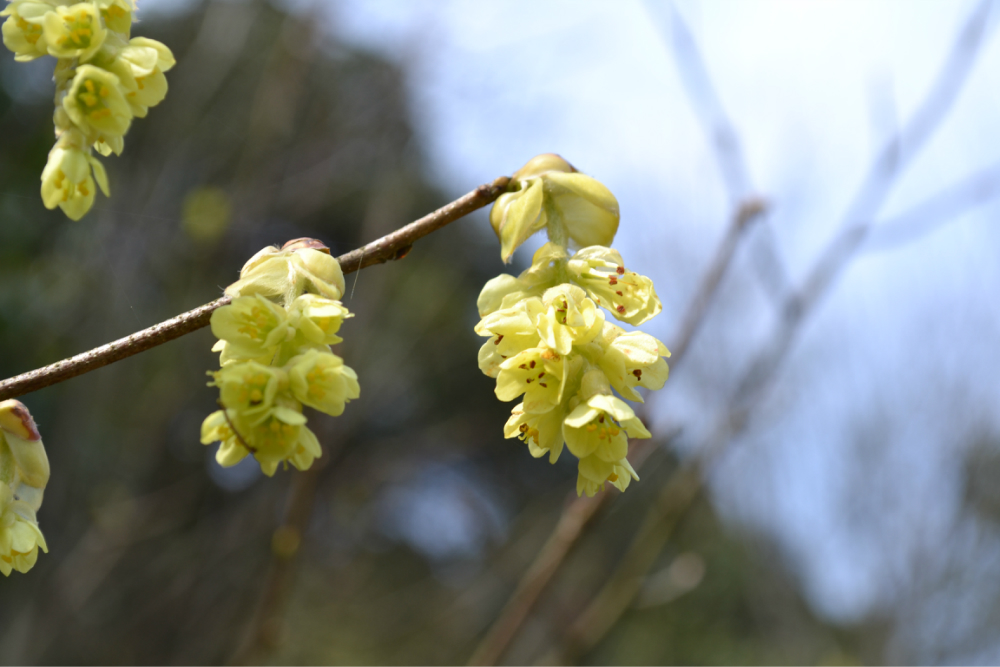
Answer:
[
  {"xmin": 0, "ymin": 176, "xmax": 511, "ymax": 402},
  {"xmin": 552, "ymin": 1, "xmax": 996, "ymax": 662}
]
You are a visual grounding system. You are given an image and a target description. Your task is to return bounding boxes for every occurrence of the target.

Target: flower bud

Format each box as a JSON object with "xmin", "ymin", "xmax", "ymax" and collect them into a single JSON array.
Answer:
[
  {"xmin": 225, "ymin": 243, "xmax": 345, "ymax": 305},
  {"xmin": 490, "ymin": 154, "xmax": 619, "ymax": 262},
  {"xmin": 0, "ymin": 400, "xmax": 49, "ymax": 495}
]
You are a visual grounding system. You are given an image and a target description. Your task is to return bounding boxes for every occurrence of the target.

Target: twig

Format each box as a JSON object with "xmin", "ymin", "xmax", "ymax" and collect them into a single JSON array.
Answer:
[
  {"xmin": 0, "ymin": 176, "xmax": 511, "ymax": 401},
  {"xmin": 554, "ymin": 1, "xmax": 995, "ymax": 662},
  {"xmin": 864, "ymin": 159, "xmax": 1000, "ymax": 253}
]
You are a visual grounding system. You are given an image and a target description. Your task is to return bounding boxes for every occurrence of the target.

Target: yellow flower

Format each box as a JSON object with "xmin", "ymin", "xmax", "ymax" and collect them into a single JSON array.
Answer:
[
  {"xmin": 213, "ymin": 361, "xmax": 285, "ymax": 418},
  {"xmin": 475, "ymin": 298, "xmax": 542, "ymax": 378},
  {"xmin": 597, "ymin": 325, "xmax": 670, "ymax": 402},
  {"xmin": 42, "ymin": 2, "xmax": 105, "ymax": 61},
  {"xmin": 288, "ymin": 294, "xmax": 351, "ymax": 346},
  {"xmin": 562, "ymin": 370, "xmax": 649, "ymax": 474},
  {"xmin": 567, "ymin": 246, "xmax": 662, "ymax": 325},
  {"xmin": 63, "ymin": 64, "xmax": 133, "ymax": 140},
  {"xmin": 39, "ymin": 134, "xmax": 109, "ymax": 221},
  {"xmin": 490, "ymin": 154, "xmax": 619, "ymax": 262},
  {"xmin": 105, "ymin": 37, "xmax": 175, "ymax": 118},
  {"xmin": 210, "ymin": 294, "xmax": 291, "ymax": 363},
  {"xmin": 287, "ymin": 349, "xmax": 360, "ymax": 417},
  {"xmin": 576, "ymin": 456, "xmax": 639, "ymax": 497},
  {"xmin": 495, "ymin": 347, "xmax": 568, "ymax": 413},
  {"xmin": 0, "ymin": 485, "xmax": 47, "ymax": 576},
  {"xmin": 535, "ymin": 284, "xmax": 604, "ymax": 355},
  {"xmin": 96, "ymin": 0, "xmax": 133, "ymax": 35},
  {"xmin": 201, "ymin": 405, "xmax": 322, "ymax": 476},
  {"xmin": 1, "ymin": 1, "xmax": 51, "ymax": 62},
  {"xmin": 226, "ymin": 243, "xmax": 345, "ymax": 305},
  {"xmin": 504, "ymin": 402, "xmax": 565, "ymax": 463}
]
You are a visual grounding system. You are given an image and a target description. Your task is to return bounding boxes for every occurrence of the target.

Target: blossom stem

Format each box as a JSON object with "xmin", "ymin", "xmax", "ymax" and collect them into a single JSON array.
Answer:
[{"xmin": 0, "ymin": 176, "xmax": 511, "ymax": 401}]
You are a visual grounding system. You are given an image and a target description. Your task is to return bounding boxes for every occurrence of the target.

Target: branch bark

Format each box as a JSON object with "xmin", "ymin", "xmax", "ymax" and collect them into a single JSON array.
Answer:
[{"xmin": 0, "ymin": 176, "xmax": 510, "ymax": 401}]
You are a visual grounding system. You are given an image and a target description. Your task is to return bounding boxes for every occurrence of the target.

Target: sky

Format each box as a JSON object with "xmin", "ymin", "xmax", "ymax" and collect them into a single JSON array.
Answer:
[{"xmin": 146, "ymin": 0, "xmax": 1000, "ymax": 653}]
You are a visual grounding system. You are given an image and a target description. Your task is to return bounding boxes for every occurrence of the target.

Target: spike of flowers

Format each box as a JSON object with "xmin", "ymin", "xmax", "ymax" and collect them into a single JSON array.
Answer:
[
  {"xmin": 477, "ymin": 154, "xmax": 670, "ymax": 496},
  {"xmin": 0, "ymin": 400, "xmax": 50, "ymax": 576},
  {"xmin": 2, "ymin": 0, "xmax": 175, "ymax": 220},
  {"xmin": 201, "ymin": 240, "xmax": 360, "ymax": 477}
]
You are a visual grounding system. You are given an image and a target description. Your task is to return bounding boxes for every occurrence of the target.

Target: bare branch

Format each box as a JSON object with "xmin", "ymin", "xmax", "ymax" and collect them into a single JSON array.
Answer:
[{"xmin": 0, "ymin": 176, "xmax": 511, "ymax": 402}]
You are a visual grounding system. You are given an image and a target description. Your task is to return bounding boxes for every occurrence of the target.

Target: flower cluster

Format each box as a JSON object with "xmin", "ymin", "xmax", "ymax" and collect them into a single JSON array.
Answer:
[
  {"xmin": 477, "ymin": 155, "xmax": 670, "ymax": 496},
  {"xmin": 0, "ymin": 400, "xmax": 50, "ymax": 576},
  {"xmin": 201, "ymin": 239, "xmax": 360, "ymax": 477},
  {"xmin": 2, "ymin": 0, "xmax": 174, "ymax": 220}
]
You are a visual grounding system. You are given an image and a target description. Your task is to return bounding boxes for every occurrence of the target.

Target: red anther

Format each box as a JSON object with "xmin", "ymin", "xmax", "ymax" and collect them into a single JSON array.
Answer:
[
  {"xmin": 616, "ymin": 305, "xmax": 626, "ymax": 314},
  {"xmin": 529, "ymin": 360, "xmax": 536, "ymax": 369},
  {"xmin": 539, "ymin": 382, "xmax": 548, "ymax": 388},
  {"xmin": 616, "ymin": 266, "xmax": 625, "ymax": 275},
  {"xmin": 598, "ymin": 415, "xmax": 605, "ymax": 423},
  {"xmin": 494, "ymin": 334, "xmax": 504, "ymax": 345},
  {"xmin": 609, "ymin": 276, "xmax": 618, "ymax": 285},
  {"xmin": 526, "ymin": 378, "xmax": 533, "ymax": 384},
  {"xmin": 615, "ymin": 291, "xmax": 623, "ymax": 297},
  {"xmin": 632, "ymin": 369, "xmax": 642, "ymax": 378},
  {"xmin": 538, "ymin": 372, "xmax": 545, "ymax": 378},
  {"xmin": 519, "ymin": 364, "xmax": 527, "ymax": 369}
]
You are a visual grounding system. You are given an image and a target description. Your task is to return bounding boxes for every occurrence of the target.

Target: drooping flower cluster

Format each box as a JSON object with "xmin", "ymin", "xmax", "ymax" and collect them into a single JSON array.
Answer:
[
  {"xmin": 0, "ymin": 400, "xmax": 50, "ymax": 576},
  {"xmin": 201, "ymin": 239, "xmax": 360, "ymax": 477},
  {"xmin": 2, "ymin": 0, "xmax": 174, "ymax": 220},
  {"xmin": 477, "ymin": 155, "xmax": 670, "ymax": 496}
]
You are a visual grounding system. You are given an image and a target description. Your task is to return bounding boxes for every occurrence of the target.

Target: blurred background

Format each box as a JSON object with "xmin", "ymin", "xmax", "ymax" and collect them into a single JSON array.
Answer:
[{"xmin": 2, "ymin": 0, "xmax": 1000, "ymax": 663}]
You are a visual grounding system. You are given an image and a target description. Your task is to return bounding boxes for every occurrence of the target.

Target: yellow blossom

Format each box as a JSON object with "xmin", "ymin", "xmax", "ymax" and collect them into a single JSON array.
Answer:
[
  {"xmin": 504, "ymin": 402, "xmax": 565, "ymax": 463},
  {"xmin": 201, "ymin": 405, "xmax": 322, "ymax": 476},
  {"xmin": 210, "ymin": 294, "xmax": 291, "ymax": 363},
  {"xmin": 39, "ymin": 133, "xmax": 109, "ymax": 221},
  {"xmin": 1, "ymin": 1, "xmax": 51, "ymax": 62},
  {"xmin": 63, "ymin": 64, "xmax": 133, "ymax": 140},
  {"xmin": 42, "ymin": 2, "xmax": 105, "ymax": 61},
  {"xmin": 0, "ymin": 484, "xmax": 47, "ymax": 576},
  {"xmin": 287, "ymin": 349, "xmax": 360, "ymax": 417},
  {"xmin": 534, "ymin": 284, "xmax": 604, "ymax": 355},
  {"xmin": 567, "ymin": 246, "xmax": 661, "ymax": 325},
  {"xmin": 105, "ymin": 37, "xmax": 175, "ymax": 118},
  {"xmin": 475, "ymin": 298, "xmax": 542, "ymax": 378},
  {"xmin": 597, "ymin": 325, "xmax": 670, "ymax": 402},
  {"xmin": 96, "ymin": 0, "xmax": 134, "ymax": 35},
  {"xmin": 212, "ymin": 361, "xmax": 285, "ymax": 418},
  {"xmin": 288, "ymin": 294, "xmax": 351, "ymax": 346},
  {"xmin": 576, "ymin": 456, "xmax": 639, "ymax": 497},
  {"xmin": 495, "ymin": 347, "xmax": 569, "ymax": 413}
]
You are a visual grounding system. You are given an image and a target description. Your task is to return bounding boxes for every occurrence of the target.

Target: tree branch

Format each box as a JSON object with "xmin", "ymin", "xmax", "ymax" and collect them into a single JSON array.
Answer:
[{"xmin": 0, "ymin": 176, "xmax": 511, "ymax": 401}]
